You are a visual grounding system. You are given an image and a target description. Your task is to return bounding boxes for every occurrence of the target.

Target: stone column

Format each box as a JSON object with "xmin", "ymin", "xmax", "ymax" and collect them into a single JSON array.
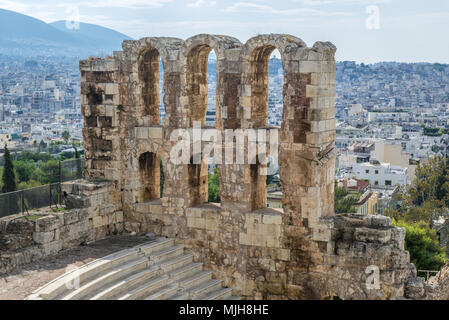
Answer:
[
  {"xmin": 279, "ymin": 41, "xmax": 337, "ymax": 299},
  {"xmin": 79, "ymin": 58, "xmax": 121, "ymax": 182}
]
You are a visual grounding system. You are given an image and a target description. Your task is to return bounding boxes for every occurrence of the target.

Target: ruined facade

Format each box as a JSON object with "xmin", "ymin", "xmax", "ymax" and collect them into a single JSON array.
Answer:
[{"xmin": 74, "ymin": 34, "xmax": 433, "ymax": 300}]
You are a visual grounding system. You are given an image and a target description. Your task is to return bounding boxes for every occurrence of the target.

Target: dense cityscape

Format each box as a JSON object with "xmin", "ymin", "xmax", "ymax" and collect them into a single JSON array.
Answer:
[
  {"xmin": 1, "ymin": 51, "xmax": 449, "ymax": 285},
  {"xmin": 1, "ymin": 0, "xmax": 449, "ymax": 304}
]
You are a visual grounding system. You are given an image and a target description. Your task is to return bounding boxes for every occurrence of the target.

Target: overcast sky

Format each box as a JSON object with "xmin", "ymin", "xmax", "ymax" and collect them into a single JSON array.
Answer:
[{"xmin": 1, "ymin": 0, "xmax": 449, "ymax": 63}]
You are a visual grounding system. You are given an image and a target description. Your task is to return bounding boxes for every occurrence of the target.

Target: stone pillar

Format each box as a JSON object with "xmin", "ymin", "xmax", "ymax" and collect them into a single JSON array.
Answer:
[
  {"xmin": 79, "ymin": 58, "xmax": 121, "ymax": 182},
  {"xmin": 279, "ymin": 41, "xmax": 338, "ymax": 299}
]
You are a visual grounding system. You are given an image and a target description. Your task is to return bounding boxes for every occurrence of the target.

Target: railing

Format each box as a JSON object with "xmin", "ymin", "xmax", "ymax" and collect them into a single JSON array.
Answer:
[
  {"xmin": 418, "ymin": 270, "xmax": 439, "ymax": 280},
  {"xmin": 0, "ymin": 158, "xmax": 84, "ymax": 218}
]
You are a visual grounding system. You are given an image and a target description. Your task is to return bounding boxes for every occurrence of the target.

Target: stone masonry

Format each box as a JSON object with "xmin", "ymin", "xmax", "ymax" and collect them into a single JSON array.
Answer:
[
  {"xmin": 0, "ymin": 180, "xmax": 123, "ymax": 274},
  {"xmin": 68, "ymin": 34, "xmax": 445, "ymax": 299}
]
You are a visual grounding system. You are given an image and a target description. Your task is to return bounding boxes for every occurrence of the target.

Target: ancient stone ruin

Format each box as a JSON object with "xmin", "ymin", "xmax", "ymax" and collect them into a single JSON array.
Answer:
[{"xmin": 3, "ymin": 34, "xmax": 447, "ymax": 300}]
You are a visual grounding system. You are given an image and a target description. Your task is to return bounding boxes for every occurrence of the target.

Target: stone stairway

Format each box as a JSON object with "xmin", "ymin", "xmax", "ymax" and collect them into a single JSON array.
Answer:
[{"xmin": 27, "ymin": 238, "xmax": 241, "ymax": 300}]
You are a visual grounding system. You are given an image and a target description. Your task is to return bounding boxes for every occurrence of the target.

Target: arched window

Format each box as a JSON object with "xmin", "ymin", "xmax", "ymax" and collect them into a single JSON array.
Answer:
[
  {"xmin": 247, "ymin": 45, "xmax": 285, "ymax": 211},
  {"xmin": 268, "ymin": 49, "xmax": 284, "ymax": 128},
  {"xmin": 159, "ymin": 57, "xmax": 165, "ymax": 125},
  {"xmin": 205, "ymin": 50, "xmax": 217, "ymax": 127},
  {"xmin": 138, "ymin": 152, "xmax": 160, "ymax": 202},
  {"xmin": 186, "ymin": 45, "xmax": 219, "ymax": 206},
  {"xmin": 186, "ymin": 45, "xmax": 216, "ymax": 127},
  {"xmin": 138, "ymin": 48, "xmax": 163, "ymax": 126}
]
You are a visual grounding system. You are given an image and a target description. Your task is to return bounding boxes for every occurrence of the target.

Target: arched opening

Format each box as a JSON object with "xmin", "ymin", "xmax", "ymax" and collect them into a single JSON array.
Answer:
[
  {"xmin": 266, "ymin": 49, "xmax": 283, "ymax": 204},
  {"xmin": 268, "ymin": 49, "xmax": 284, "ymax": 128},
  {"xmin": 138, "ymin": 48, "xmax": 163, "ymax": 126},
  {"xmin": 159, "ymin": 57, "xmax": 165, "ymax": 125},
  {"xmin": 186, "ymin": 44, "xmax": 219, "ymax": 206},
  {"xmin": 249, "ymin": 45, "xmax": 276, "ymax": 127},
  {"xmin": 186, "ymin": 44, "xmax": 216, "ymax": 127},
  {"xmin": 188, "ymin": 156, "xmax": 208, "ymax": 206},
  {"xmin": 247, "ymin": 45, "xmax": 284, "ymax": 211},
  {"xmin": 138, "ymin": 152, "xmax": 160, "ymax": 203},
  {"xmin": 206, "ymin": 50, "xmax": 216, "ymax": 127}
]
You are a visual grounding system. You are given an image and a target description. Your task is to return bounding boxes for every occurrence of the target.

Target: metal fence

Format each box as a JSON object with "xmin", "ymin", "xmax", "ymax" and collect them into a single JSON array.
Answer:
[
  {"xmin": 60, "ymin": 158, "xmax": 84, "ymax": 182},
  {"xmin": 0, "ymin": 158, "xmax": 84, "ymax": 218},
  {"xmin": 418, "ymin": 270, "xmax": 439, "ymax": 281}
]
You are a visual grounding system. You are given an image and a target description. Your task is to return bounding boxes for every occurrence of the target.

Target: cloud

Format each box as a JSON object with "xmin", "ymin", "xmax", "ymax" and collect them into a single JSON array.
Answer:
[
  {"xmin": 291, "ymin": 0, "xmax": 392, "ymax": 5},
  {"xmin": 78, "ymin": 0, "xmax": 173, "ymax": 9},
  {"xmin": 0, "ymin": 0, "xmax": 49, "ymax": 12},
  {"xmin": 224, "ymin": 2, "xmax": 354, "ymax": 16},
  {"xmin": 186, "ymin": 0, "xmax": 217, "ymax": 8}
]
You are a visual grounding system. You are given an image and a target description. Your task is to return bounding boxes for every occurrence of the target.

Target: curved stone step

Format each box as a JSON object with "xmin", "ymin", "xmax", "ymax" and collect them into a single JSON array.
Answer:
[
  {"xmin": 169, "ymin": 292, "xmax": 190, "ymax": 300},
  {"xmin": 89, "ymin": 266, "xmax": 159, "ymax": 300},
  {"xmin": 179, "ymin": 270, "xmax": 212, "ymax": 290},
  {"xmin": 190, "ymin": 279, "xmax": 223, "ymax": 299},
  {"xmin": 168, "ymin": 262, "xmax": 203, "ymax": 281},
  {"xmin": 201, "ymin": 287, "xmax": 233, "ymax": 300},
  {"xmin": 144, "ymin": 284, "xmax": 179, "ymax": 300},
  {"xmin": 117, "ymin": 275, "xmax": 169, "ymax": 300},
  {"xmin": 27, "ymin": 238, "xmax": 243, "ymax": 301},
  {"xmin": 60, "ymin": 257, "xmax": 149, "ymax": 300},
  {"xmin": 28, "ymin": 246, "xmax": 141, "ymax": 300},
  {"xmin": 149, "ymin": 245, "xmax": 185, "ymax": 264},
  {"xmin": 159, "ymin": 254, "xmax": 194, "ymax": 273},
  {"xmin": 139, "ymin": 238, "xmax": 174, "ymax": 255}
]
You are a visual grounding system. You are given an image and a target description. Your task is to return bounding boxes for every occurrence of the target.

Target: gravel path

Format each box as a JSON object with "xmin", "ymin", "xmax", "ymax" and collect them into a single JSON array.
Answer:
[{"xmin": 0, "ymin": 235, "xmax": 153, "ymax": 300}]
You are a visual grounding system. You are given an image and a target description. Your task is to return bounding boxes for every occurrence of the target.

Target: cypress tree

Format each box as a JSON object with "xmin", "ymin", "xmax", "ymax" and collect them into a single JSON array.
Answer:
[
  {"xmin": 73, "ymin": 144, "xmax": 82, "ymax": 179},
  {"xmin": 2, "ymin": 145, "xmax": 17, "ymax": 193}
]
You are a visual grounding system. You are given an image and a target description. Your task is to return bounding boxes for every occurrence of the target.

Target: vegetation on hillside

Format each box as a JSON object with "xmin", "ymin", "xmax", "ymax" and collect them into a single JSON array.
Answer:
[
  {"xmin": 385, "ymin": 155, "xmax": 448, "ymax": 271},
  {"xmin": 334, "ymin": 183, "xmax": 359, "ymax": 214},
  {"xmin": 0, "ymin": 149, "xmax": 84, "ymax": 193},
  {"xmin": 394, "ymin": 220, "xmax": 447, "ymax": 271}
]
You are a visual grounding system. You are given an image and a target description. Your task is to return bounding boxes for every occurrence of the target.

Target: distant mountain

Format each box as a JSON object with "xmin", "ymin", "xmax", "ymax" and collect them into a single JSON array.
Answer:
[
  {"xmin": 0, "ymin": 8, "xmax": 132, "ymax": 57},
  {"xmin": 50, "ymin": 21, "xmax": 132, "ymax": 54}
]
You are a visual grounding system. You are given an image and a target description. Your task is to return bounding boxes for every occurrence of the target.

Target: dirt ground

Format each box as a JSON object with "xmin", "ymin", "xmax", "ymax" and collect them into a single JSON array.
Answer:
[{"xmin": 0, "ymin": 235, "xmax": 152, "ymax": 300}]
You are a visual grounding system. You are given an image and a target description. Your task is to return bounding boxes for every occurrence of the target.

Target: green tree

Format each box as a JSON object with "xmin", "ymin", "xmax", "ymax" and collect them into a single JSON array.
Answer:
[
  {"xmin": 13, "ymin": 160, "xmax": 36, "ymax": 183},
  {"xmin": 432, "ymin": 145, "xmax": 442, "ymax": 153},
  {"xmin": 334, "ymin": 184, "xmax": 359, "ymax": 214},
  {"xmin": 61, "ymin": 130, "xmax": 71, "ymax": 143},
  {"xmin": 2, "ymin": 145, "xmax": 17, "ymax": 193},
  {"xmin": 38, "ymin": 140, "xmax": 47, "ymax": 152},
  {"xmin": 208, "ymin": 168, "xmax": 220, "ymax": 203},
  {"xmin": 386, "ymin": 156, "xmax": 449, "ymax": 225},
  {"xmin": 407, "ymin": 156, "xmax": 449, "ymax": 208},
  {"xmin": 31, "ymin": 160, "xmax": 60, "ymax": 184},
  {"xmin": 395, "ymin": 220, "xmax": 447, "ymax": 271}
]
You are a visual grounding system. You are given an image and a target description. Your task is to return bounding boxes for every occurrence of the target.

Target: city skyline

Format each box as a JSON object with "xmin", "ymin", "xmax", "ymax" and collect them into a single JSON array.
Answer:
[{"xmin": 0, "ymin": 0, "xmax": 448, "ymax": 63}]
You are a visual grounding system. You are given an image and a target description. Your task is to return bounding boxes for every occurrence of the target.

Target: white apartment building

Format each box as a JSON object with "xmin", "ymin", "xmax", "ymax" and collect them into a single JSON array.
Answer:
[{"xmin": 352, "ymin": 160, "xmax": 408, "ymax": 187}]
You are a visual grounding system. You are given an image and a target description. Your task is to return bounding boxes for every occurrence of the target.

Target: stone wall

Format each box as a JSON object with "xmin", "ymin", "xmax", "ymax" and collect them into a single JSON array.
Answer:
[
  {"xmin": 72, "ymin": 34, "xmax": 446, "ymax": 299},
  {"xmin": 0, "ymin": 180, "xmax": 122, "ymax": 275}
]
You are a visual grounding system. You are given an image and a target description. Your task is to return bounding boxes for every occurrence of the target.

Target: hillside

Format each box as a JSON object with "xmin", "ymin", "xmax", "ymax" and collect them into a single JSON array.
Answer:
[
  {"xmin": 50, "ymin": 21, "xmax": 132, "ymax": 54},
  {"xmin": 0, "ymin": 9, "xmax": 132, "ymax": 57}
]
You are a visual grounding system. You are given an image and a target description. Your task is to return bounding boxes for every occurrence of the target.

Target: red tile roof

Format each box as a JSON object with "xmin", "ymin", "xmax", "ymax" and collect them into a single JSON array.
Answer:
[{"xmin": 339, "ymin": 178, "xmax": 369, "ymax": 192}]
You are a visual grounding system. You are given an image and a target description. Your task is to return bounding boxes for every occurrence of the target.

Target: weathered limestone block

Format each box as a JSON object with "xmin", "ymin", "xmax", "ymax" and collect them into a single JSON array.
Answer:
[
  {"xmin": 405, "ymin": 277, "xmax": 426, "ymax": 300},
  {"xmin": 0, "ymin": 246, "xmax": 43, "ymax": 274},
  {"xmin": 32, "ymin": 231, "xmax": 55, "ymax": 245},
  {"xmin": 34, "ymin": 216, "xmax": 62, "ymax": 232},
  {"xmin": 92, "ymin": 215, "xmax": 108, "ymax": 229},
  {"xmin": 0, "ymin": 218, "xmax": 34, "ymax": 251},
  {"xmin": 39, "ymin": 240, "xmax": 63, "ymax": 256},
  {"xmin": 63, "ymin": 210, "xmax": 79, "ymax": 225},
  {"xmin": 354, "ymin": 227, "xmax": 392, "ymax": 244}
]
